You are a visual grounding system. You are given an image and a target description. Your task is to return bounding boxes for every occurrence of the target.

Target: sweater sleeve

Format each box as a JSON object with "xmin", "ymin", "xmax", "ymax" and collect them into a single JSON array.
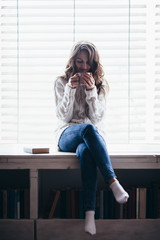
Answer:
[
  {"xmin": 54, "ymin": 78, "xmax": 76, "ymax": 122},
  {"xmin": 85, "ymin": 85, "xmax": 107, "ymax": 124}
]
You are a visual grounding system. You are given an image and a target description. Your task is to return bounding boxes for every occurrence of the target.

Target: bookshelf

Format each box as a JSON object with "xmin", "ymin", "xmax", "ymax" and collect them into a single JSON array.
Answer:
[{"xmin": 0, "ymin": 145, "xmax": 160, "ymax": 240}]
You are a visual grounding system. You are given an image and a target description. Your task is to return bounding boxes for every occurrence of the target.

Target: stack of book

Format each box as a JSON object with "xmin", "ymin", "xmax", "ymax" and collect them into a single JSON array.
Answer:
[
  {"xmin": 43, "ymin": 188, "xmax": 84, "ymax": 219},
  {"xmin": 43, "ymin": 183, "xmax": 160, "ymax": 219},
  {"xmin": 23, "ymin": 146, "xmax": 50, "ymax": 154},
  {"xmin": 0, "ymin": 188, "xmax": 30, "ymax": 219}
]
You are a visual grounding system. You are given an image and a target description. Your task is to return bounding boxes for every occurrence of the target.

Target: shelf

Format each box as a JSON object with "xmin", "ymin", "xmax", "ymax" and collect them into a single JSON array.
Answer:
[
  {"xmin": 0, "ymin": 146, "xmax": 160, "ymax": 240},
  {"xmin": 1, "ymin": 219, "xmax": 159, "ymax": 240},
  {"xmin": 36, "ymin": 219, "xmax": 160, "ymax": 240},
  {"xmin": 0, "ymin": 152, "xmax": 160, "ymax": 170},
  {"xmin": 0, "ymin": 219, "xmax": 34, "ymax": 240}
]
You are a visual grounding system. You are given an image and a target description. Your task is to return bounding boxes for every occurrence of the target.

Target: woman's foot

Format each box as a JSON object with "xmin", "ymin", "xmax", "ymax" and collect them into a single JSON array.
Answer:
[
  {"xmin": 110, "ymin": 179, "xmax": 129, "ymax": 204},
  {"xmin": 85, "ymin": 210, "xmax": 96, "ymax": 235}
]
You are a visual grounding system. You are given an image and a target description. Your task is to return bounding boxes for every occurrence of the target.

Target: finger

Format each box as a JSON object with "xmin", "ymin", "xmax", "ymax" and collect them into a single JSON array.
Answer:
[
  {"xmin": 73, "ymin": 73, "xmax": 80, "ymax": 80},
  {"xmin": 72, "ymin": 77, "xmax": 79, "ymax": 83},
  {"xmin": 71, "ymin": 79, "xmax": 79, "ymax": 87},
  {"xmin": 83, "ymin": 76, "xmax": 93, "ymax": 86},
  {"xmin": 82, "ymin": 74, "xmax": 90, "ymax": 82}
]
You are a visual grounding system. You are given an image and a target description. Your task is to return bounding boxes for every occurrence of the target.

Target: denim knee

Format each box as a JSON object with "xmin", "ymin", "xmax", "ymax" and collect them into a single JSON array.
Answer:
[{"xmin": 81, "ymin": 123, "xmax": 97, "ymax": 137}]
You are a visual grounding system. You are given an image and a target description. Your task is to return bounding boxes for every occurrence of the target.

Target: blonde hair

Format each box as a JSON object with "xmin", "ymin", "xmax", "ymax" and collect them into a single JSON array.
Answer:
[{"xmin": 59, "ymin": 41, "xmax": 108, "ymax": 94}]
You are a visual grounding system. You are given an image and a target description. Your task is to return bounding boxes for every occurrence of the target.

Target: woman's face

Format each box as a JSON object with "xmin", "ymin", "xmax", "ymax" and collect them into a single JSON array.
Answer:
[{"xmin": 75, "ymin": 50, "xmax": 91, "ymax": 73}]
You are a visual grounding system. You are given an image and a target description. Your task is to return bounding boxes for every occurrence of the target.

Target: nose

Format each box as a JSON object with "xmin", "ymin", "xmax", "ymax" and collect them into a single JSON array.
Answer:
[{"xmin": 82, "ymin": 62, "xmax": 88, "ymax": 70}]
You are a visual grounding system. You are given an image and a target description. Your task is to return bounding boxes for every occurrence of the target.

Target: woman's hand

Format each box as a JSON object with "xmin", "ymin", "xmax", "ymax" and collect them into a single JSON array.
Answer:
[
  {"xmin": 68, "ymin": 73, "xmax": 80, "ymax": 88},
  {"xmin": 81, "ymin": 72, "xmax": 95, "ymax": 90}
]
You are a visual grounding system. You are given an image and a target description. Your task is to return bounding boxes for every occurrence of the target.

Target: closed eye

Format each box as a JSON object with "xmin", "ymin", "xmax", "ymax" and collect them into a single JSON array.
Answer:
[
  {"xmin": 76, "ymin": 60, "xmax": 90, "ymax": 65},
  {"xmin": 77, "ymin": 60, "xmax": 83, "ymax": 64}
]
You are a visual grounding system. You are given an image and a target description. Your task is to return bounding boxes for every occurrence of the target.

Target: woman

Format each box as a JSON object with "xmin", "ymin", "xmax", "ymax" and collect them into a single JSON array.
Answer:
[{"xmin": 54, "ymin": 41, "xmax": 129, "ymax": 235}]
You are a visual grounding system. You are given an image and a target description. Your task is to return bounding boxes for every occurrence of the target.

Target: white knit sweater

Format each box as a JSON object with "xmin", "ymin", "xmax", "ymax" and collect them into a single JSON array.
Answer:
[{"xmin": 54, "ymin": 77, "xmax": 107, "ymax": 144}]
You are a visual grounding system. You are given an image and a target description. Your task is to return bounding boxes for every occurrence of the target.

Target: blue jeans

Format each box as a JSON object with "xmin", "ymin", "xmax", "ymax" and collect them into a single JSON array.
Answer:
[{"xmin": 58, "ymin": 123, "xmax": 116, "ymax": 211}]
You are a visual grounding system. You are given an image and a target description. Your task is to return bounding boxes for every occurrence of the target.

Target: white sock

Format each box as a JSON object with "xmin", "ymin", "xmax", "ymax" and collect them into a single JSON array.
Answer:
[
  {"xmin": 110, "ymin": 180, "xmax": 129, "ymax": 204},
  {"xmin": 84, "ymin": 211, "xmax": 96, "ymax": 235}
]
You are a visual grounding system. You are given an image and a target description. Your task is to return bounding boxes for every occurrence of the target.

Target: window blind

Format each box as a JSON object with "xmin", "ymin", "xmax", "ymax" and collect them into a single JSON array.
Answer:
[
  {"xmin": 1, "ymin": 0, "xmax": 74, "ymax": 143},
  {"xmin": 154, "ymin": 2, "xmax": 160, "ymax": 142},
  {"xmin": 128, "ymin": 0, "xmax": 160, "ymax": 144},
  {"xmin": 0, "ymin": 0, "xmax": 160, "ymax": 148}
]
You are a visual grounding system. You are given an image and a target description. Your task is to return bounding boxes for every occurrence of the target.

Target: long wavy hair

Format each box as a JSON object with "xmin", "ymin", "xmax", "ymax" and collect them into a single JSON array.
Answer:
[{"xmin": 59, "ymin": 41, "xmax": 109, "ymax": 94}]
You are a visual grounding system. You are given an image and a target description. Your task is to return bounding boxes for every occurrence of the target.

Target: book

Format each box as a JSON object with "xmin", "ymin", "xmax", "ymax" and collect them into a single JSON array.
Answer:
[
  {"xmin": 78, "ymin": 189, "xmax": 84, "ymax": 219},
  {"xmin": 17, "ymin": 189, "xmax": 20, "ymax": 219},
  {"xmin": 119, "ymin": 204, "xmax": 124, "ymax": 219},
  {"xmin": 136, "ymin": 188, "xmax": 140, "ymax": 219},
  {"xmin": 24, "ymin": 189, "xmax": 30, "ymax": 219},
  {"xmin": 158, "ymin": 189, "xmax": 160, "ymax": 218},
  {"xmin": 74, "ymin": 189, "xmax": 79, "ymax": 218},
  {"xmin": 146, "ymin": 186, "xmax": 153, "ymax": 218},
  {"xmin": 99, "ymin": 190, "xmax": 104, "ymax": 219},
  {"xmin": 65, "ymin": 188, "xmax": 72, "ymax": 219},
  {"xmin": 130, "ymin": 187, "xmax": 136, "ymax": 219},
  {"xmin": 20, "ymin": 189, "xmax": 24, "ymax": 219},
  {"xmin": 13, "ymin": 189, "xmax": 18, "ymax": 219},
  {"xmin": 23, "ymin": 146, "xmax": 50, "ymax": 154},
  {"xmin": 0, "ymin": 190, "xmax": 3, "ymax": 218},
  {"xmin": 103, "ymin": 189, "xmax": 115, "ymax": 219},
  {"xmin": 152, "ymin": 183, "xmax": 159, "ymax": 219},
  {"xmin": 103, "ymin": 189, "xmax": 109, "ymax": 219},
  {"xmin": 44, "ymin": 189, "xmax": 61, "ymax": 219},
  {"xmin": 126, "ymin": 189, "xmax": 132, "ymax": 219},
  {"xmin": 108, "ymin": 190, "xmax": 115, "ymax": 219},
  {"xmin": 43, "ymin": 189, "xmax": 56, "ymax": 218},
  {"xmin": 123, "ymin": 202, "xmax": 128, "ymax": 219},
  {"xmin": 95, "ymin": 190, "xmax": 100, "ymax": 219},
  {"xmin": 114, "ymin": 201, "xmax": 121, "ymax": 219},
  {"xmin": 7, "ymin": 189, "xmax": 15, "ymax": 219},
  {"xmin": 139, "ymin": 188, "xmax": 147, "ymax": 219},
  {"xmin": 60, "ymin": 189, "xmax": 66, "ymax": 218},
  {"xmin": 48, "ymin": 190, "xmax": 60, "ymax": 219},
  {"xmin": 71, "ymin": 189, "xmax": 76, "ymax": 219}
]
